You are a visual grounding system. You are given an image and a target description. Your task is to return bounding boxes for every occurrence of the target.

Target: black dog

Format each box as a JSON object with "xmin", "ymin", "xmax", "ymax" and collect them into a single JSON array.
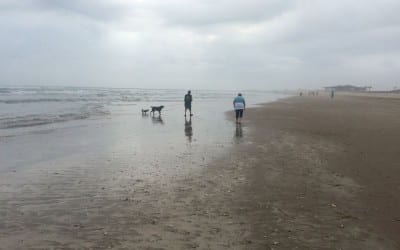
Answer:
[
  {"xmin": 150, "ymin": 105, "xmax": 164, "ymax": 116},
  {"xmin": 141, "ymin": 109, "xmax": 149, "ymax": 115}
]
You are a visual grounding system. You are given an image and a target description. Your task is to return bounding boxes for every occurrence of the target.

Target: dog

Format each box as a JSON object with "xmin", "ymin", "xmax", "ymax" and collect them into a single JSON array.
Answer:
[
  {"xmin": 150, "ymin": 105, "xmax": 164, "ymax": 116},
  {"xmin": 141, "ymin": 109, "xmax": 149, "ymax": 115}
]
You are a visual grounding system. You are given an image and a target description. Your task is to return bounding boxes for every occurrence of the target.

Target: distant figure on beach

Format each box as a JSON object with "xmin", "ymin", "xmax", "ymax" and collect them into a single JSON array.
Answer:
[
  {"xmin": 233, "ymin": 93, "xmax": 246, "ymax": 124},
  {"xmin": 184, "ymin": 90, "xmax": 193, "ymax": 117},
  {"xmin": 331, "ymin": 90, "xmax": 335, "ymax": 99}
]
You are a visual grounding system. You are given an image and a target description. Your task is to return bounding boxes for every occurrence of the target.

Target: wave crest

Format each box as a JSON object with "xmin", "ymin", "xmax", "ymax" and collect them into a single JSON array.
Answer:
[{"xmin": 0, "ymin": 104, "xmax": 109, "ymax": 129}]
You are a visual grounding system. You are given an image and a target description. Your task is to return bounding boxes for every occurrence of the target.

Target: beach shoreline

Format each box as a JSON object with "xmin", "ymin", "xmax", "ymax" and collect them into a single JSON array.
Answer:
[{"xmin": 1, "ymin": 93, "xmax": 399, "ymax": 249}]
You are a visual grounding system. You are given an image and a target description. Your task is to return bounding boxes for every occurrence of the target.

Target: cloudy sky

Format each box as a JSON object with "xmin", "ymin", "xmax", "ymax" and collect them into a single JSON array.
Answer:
[{"xmin": 0, "ymin": 0, "xmax": 399, "ymax": 90}]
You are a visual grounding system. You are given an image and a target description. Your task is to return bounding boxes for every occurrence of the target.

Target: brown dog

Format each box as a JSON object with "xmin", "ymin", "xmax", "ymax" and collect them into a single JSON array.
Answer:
[{"xmin": 150, "ymin": 105, "xmax": 164, "ymax": 116}]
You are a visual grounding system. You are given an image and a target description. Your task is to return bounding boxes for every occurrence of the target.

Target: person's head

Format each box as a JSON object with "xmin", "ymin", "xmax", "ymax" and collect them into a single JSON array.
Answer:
[
  {"xmin": 238, "ymin": 93, "xmax": 242, "ymax": 96},
  {"xmin": 188, "ymin": 90, "xmax": 191, "ymax": 94}
]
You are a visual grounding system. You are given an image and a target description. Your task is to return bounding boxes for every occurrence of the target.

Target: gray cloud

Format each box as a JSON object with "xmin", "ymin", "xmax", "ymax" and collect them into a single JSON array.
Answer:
[
  {"xmin": 152, "ymin": 0, "xmax": 298, "ymax": 27},
  {"xmin": 0, "ymin": 0, "xmax": 399, "ymax": 90}
]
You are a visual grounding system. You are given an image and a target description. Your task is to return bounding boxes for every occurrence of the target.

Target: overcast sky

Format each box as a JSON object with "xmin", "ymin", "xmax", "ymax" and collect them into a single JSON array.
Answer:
[{"xmin": 0, "ymin": 0, "xmax": 399, "ymax": 90}]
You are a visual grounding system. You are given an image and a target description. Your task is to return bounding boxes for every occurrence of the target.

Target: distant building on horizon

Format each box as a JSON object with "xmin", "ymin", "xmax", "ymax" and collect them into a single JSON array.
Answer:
[{"xmin": 324, "ymin": 85, "xmax": 372, "ymax": 92}]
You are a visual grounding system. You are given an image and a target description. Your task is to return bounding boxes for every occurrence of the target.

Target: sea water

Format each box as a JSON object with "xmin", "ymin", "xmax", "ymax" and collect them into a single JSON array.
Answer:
[{"xmin": 0, "ymin": 86, "xmax": 285, "ymax": 172}]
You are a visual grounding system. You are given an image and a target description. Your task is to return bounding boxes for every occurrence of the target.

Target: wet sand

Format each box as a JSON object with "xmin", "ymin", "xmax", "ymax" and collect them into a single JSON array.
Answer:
[
  {"xmin": 230, "ymin": 94, "xmax": 400, "ymax": 249},
  {"xmin": 1, "ymin": 93, "xmax": 400, "ymax": 249},
  {"xmin": 0, "ymin": 94, "xmax": 277, "ymax": 249}
]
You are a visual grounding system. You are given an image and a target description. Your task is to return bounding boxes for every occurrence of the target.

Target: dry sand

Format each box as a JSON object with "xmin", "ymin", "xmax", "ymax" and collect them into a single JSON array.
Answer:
[{"xmin": 1, "ymin": 94, "xmax": 400, "ymax": 249}]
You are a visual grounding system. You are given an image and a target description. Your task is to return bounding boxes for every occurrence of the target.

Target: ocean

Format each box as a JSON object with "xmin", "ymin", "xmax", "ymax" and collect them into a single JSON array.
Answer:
[{"xmin": 0, "ymin": 86, "xmax": 281, "ymax": 135}]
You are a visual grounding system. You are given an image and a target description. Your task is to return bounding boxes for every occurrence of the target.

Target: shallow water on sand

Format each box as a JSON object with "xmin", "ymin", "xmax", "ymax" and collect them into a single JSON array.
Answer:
[
  {"xmin": 0, "ymin": 89, "xmax": 283, "ymax": 173},
  {"xmin": 0, "ymin": 89, "xmax": 285, "ymax": 248}
]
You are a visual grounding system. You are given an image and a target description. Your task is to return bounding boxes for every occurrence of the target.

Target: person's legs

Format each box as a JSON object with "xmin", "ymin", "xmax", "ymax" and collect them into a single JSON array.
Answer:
[
  {"xmin": 185, "ymin": 103, "xmax": 192, "ymax": 116},
  {"xmin": 235, "ymin": 110, "xmax": 240, "ymax": 123},
  {"xmin": 188, "ymin": 104, "xmax": 192, "ymax": 116},
  {"xmin": 238, "ymin": 109, "xmax": 243, "ymax": 123}
]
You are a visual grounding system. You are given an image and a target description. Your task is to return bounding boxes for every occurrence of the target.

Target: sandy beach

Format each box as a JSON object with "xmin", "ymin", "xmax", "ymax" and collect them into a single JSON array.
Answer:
[
  {"xmin": 2, "ymin": 0, "xmax": 400, "ymax": 249},
  {"xmin": 1, "ymin": 93, "xmax": 400, "ymax": 249},
  {"xmin": 226, "ymin": 94, "xmax": 400, "ymax": 249}
]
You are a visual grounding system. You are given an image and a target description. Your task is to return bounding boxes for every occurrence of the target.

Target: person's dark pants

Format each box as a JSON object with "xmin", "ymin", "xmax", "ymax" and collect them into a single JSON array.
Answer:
[{"xmin": 235, "ymin": 109, "xmax": 243, "ymax": 119}]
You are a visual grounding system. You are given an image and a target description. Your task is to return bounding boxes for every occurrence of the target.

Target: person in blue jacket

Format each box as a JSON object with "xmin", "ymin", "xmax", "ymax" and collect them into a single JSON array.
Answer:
[{"xmin": 233, "ymin": 93, "xmax": 246, "ymax": 124}]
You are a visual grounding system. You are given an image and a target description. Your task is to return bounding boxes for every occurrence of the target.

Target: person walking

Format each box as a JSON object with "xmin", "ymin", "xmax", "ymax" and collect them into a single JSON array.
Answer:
[
  {"xmin": 184, "ymin": 90, "xmax": 193, "ymax": 117},
  {"xmin": 233, "ymin": 93, "xmax": 245, "ymax": 124}
]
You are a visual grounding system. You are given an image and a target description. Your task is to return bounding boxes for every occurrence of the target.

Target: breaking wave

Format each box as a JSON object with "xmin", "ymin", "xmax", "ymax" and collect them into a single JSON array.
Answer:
[{"xmin": 0, "ymin": 104, "xmax": 108, "ymax": 129}]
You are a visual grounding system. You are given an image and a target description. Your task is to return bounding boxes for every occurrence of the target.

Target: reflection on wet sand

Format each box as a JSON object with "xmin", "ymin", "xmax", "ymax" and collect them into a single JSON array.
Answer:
[
  {"xmin": 234, "ymin": 123, "xmax": 243, "ymax": 143},
  {"xmin": 184, "ymin": 116, "xmax": 193, "ymax": 142},
  {"xmin": 152, "ymin": 115, "xmax": 164, "ymax": 125}
]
